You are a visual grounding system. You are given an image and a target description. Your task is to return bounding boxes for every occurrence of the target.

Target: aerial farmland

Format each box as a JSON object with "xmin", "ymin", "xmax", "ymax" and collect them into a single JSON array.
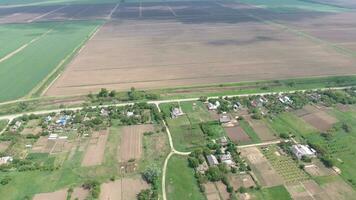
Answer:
[{"xmin": 1, "ymin": 0, "xmax": 356, "ymax": 199}]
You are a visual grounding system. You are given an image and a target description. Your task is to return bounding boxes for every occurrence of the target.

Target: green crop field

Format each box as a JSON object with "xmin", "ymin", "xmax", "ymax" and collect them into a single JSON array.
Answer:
[
  {"xmin": 252, "ymin": 185, "xmax": 292, "ymax": 200},
  {"xmin": 239, "ymin": 119, "xmax": 261, "ymax": 144},
  {"xmin": 166, "ymin": 155, "xmax": 205, "ymax": 200},
  {"xmin": 266, "ymin": 112, "xmax": 317, "ymax": 140},
  {"xmin": 0, "ymin": 20, "xmax": 102, "ymax": 103}
]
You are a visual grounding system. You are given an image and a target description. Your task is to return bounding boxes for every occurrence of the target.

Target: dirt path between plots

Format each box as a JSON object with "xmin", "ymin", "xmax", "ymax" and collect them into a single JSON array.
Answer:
[
  {"xmin": 81, "ymin": 129, "xmax": 109, "ymax": 166},
  {"xmin": 0, "ymin": 29, "xmax": 52, "ymax": 64}
]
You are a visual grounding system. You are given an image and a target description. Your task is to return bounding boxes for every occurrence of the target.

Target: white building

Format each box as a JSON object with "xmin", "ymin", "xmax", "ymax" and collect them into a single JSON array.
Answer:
[
  {"xmin": 208, "ymin": 101, "xmax": 220, "ymax": 110},
  {"xmin": 0, "ymin": 156, "xmax": 13, "ymax": 165},
  {"xmin": 291, "ymin": 144, "xmax": 316, "ymax": 159},
  {"xmin": 171, "ymin": 107, "xmax": 184, "ymax": 118}
]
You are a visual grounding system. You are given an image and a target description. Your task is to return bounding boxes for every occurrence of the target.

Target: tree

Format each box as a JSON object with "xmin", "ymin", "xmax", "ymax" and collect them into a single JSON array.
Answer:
[
  {"xmin": 142, "ymin": 166, "xmax": 160, "ymax": 184},
  {"xmin": 109, "ymin": 90, "xmax": 116, "ymax": 97},
  {"xmin": 188, "ymin": 157, "xmax": 199, "ymax": 168},
  {"xmin": 137, "ymin": 189, "xmax": 152, "ymax": 200},
  {"xmin": 206, "ymin": 166, "xmax": 223, "ymax": 181},
  {"xmin": 98, "ymin": 88, "xmax": 109, "ymax": 98}
]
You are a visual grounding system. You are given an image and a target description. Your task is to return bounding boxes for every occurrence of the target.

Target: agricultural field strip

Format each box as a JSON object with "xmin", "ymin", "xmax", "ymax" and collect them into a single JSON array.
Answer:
[
  {"xmin": 33, "ymin": 22, "xmax": 102, "ymax": 97},
  {"xmin": 215, "ymin": 1, "xmax": 356, "ymax": 57},
  {"xmin": 27, "ymin": 5, "xmax": 67, "ymax": 23},
  {"xmin": 0, "ymin": 29, "xmax": 52, "ymax": 64}
]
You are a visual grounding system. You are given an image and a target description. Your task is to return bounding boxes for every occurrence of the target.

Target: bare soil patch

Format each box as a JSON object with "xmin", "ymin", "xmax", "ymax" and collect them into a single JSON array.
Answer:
[
  {"xmin": 322, "ymin": 179, "xmax": 356, "ymax": 200},
  {"xmin": 297, "ymin": 105, "xmax": 338, "ymax": 132},
  {"xmin": 225, "ymin": 126, "xmax": 251, "ymax": 144},
  {"xmin": 81, "ymin": 129, "xmax": 109, "ymax": 166},
  {"xmin": 45, "ymin": 1, "xmax": 356, "ymax": 96},
  {"xmin": 99, "ymin": 177, "xmax": 149, "ymax": 200},
  {"xmin": 71, "ymin": 187, "xmax": 89, "ymax": 200},
  {"xmin": 204, "ymin": 182, "xmax": 220, "ymax": 200},
  {"xmin": 0, "ymin": 141, "xmax": 10, "ymax": 152},
  {"xmin": 118, "ymin": 124, "xmax": 154, "ymax": 162},
  {"xmin": 240, "ymin": 147, "xmax": 283, "ymax": 187},
  {"xmin": 215, "ymin": 181, "xmax": 230, "ymax": 200},
  {"xmin": 33, "ymin": 188, "xmax": 67, "ymax": 200},
  {"xmin": 21, "ymin": 127, "xmax": 42, "ymax": 135}
]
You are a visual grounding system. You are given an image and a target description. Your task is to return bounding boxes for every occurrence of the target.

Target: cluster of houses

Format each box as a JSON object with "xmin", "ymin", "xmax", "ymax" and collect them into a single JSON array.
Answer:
[
  {"xmin": 278, "ymin": 94, "xmax": 293, "ymax": 105},
  {"xmin": 197, "ymin": 137, "xmax": 236, "ymax": 174}
]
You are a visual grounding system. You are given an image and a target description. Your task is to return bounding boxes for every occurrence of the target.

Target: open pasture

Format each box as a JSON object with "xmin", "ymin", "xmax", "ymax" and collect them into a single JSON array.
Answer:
[
  {"xmin": 166, "ymin": 155, "xmax": 205, "ymax": 200},
  {"xmin": 45, "ymin": 0, "xmax": 356, "ymax": 97}
]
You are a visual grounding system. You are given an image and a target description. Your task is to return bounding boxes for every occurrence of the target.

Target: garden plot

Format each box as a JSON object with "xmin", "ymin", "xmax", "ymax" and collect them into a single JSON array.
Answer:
[
  {"xmin": 261, "ymin": 146, "xmax": 309, "ymax": 184},
  {"xmin": 295, "ymin": 105, "xmax": 338, "ymax": 132},
  {"xmin": 33, "ymin": 188, "xmax": 67, "ymax": 200},
  {"xmin": 81, "ymin": 129, "xmax": 109, "ymax": 166},
  {"xmin": 240, "ymin": 147, "xmax": 283, "ymax": 187},
  {"xmin": 118, "ymin": 124, "xmax": 154, "ymax": 162},
  {"xmin": 99, "ymin": 177, "xmax": 149, "ymax": 200},
  {"xmin": 204, "ymin": 182, "xmax": 220, "ymax": 200},
  {"xmin": 33, "ymin": 187, "xmax": 89, "ymax": 200},
  {"xmin": 304, "ymin": 160, "xmax": 335, "ymax": 177},
  {"xmin": 0, "ymin": 141, "xmax": 10, "ymax": 152},
  {"xmin": 228, "ymin": 174, "xmax": 256, "ymax": 190},
  {"xmin": 225, "ymin": 126, "xmax": 251, "ymax": 144},
  {"xmin": 245, "ymin": 116, "xmax": 277, "ymax": 141}
]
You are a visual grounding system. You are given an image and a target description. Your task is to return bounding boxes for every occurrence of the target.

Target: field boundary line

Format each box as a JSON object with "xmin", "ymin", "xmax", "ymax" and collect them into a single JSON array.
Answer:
[
  {"xmin": 107, "ymin": 2, "xmax": 120, "ymax": 19},
  {"xmin": 27, "ymin": 5, "xmax": 67, "ymax": 23},
  {"xmin": 167, "ymin": 5, "xmax": 177, "ymax": 17},
  {"xmin": 0, "ymin": 29, "xmax": 53, "ymax": 64},
  {"xmin": 34, "ymin": 22, "xmax": 103, "ymax": 98}
]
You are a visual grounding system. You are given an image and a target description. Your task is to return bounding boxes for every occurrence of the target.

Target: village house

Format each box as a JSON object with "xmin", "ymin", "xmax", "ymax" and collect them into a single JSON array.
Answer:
[
  {"xmin": 208, "ymin": 101, "xmax": 220, "ymax": 110},
  {"xmin": 217, "ymin": 136, "xmax": 228, "ymax": 147},
  {"xmin": 206, "ymin": 154, "xmax": 219, "ymax": 166},
  {"xmin": 219, "ymin": 152, "xmax": 234, "ymax": 166},
  {"xmin": 48, "ymin": 133, "xmax": 58, "ymax": 140},
  {"xmin": 233, "ymin": 102, "xmax": 242, "ymax": 110},
  {"xmin": 100, "ymin": 108, "xmax": 109, "ymax": 116},
  {"xmin": 0, "ymin": 156, "xmax": 13, "ymax": 165},
  {"xmin": 11, "ymin": 121, "xmax": 22, "ymax": 132},
  {"xmin": 279, "ymin": 95, "xmax": 293, "ymax": 104},
  {"xmin": 56, "ymin": 115, "xmax": 70, "ymax": 126},
  {"xmin": 126, "ymin": 111, "xmax": 134, "ymax": 117},
  {"xmin": 291, "ymin": 144, "xmax": 316, "ymax": 159},
  {"xmin": 171, "ymin": 107, "xmax": 184, "ymax": 118},
  {"xmin": 219, "ymin": 114, "xmax": 231, "ymax": 124}
]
